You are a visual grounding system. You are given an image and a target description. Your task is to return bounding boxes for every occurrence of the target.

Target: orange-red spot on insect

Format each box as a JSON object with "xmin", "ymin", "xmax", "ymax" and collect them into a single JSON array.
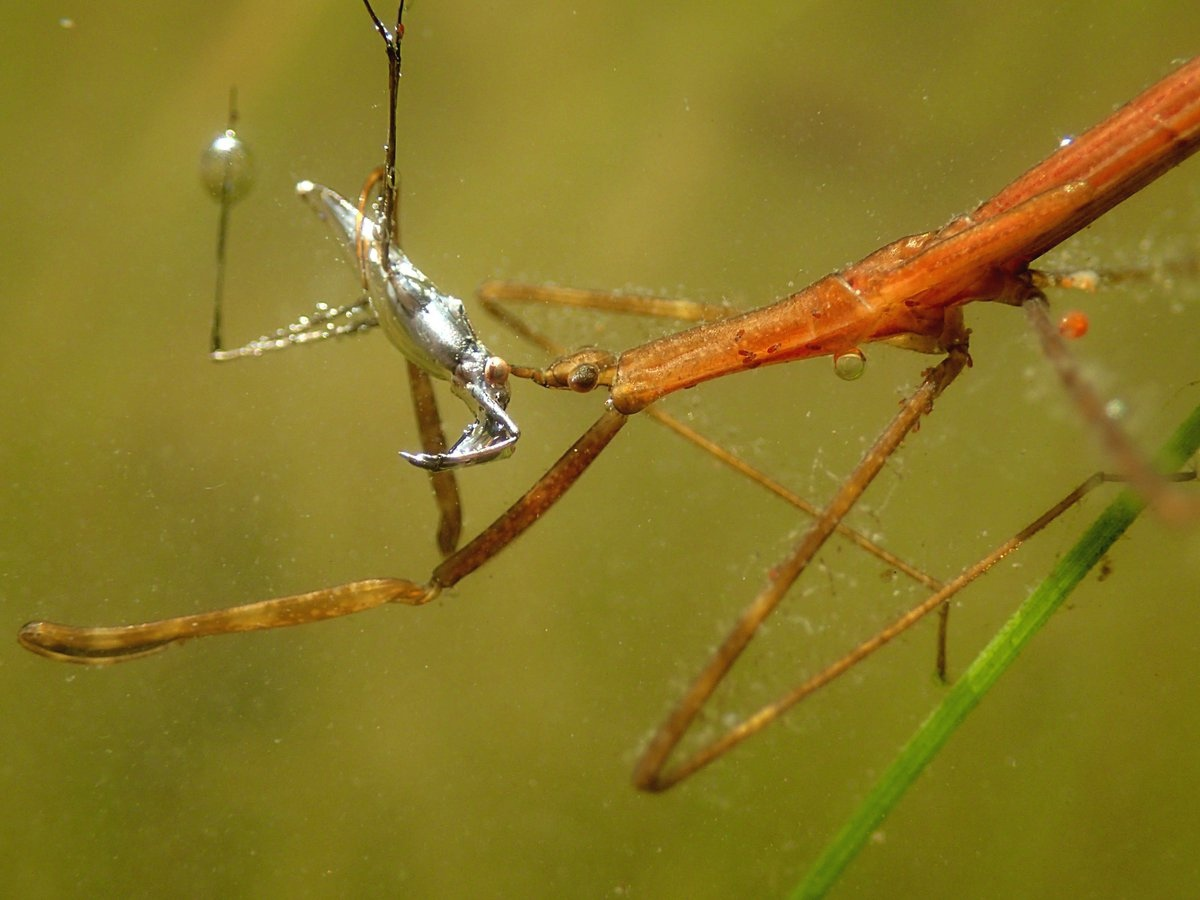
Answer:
[{"xmin": 1058, "ymin": 310, "xmax": 1089, "ymax": 339}]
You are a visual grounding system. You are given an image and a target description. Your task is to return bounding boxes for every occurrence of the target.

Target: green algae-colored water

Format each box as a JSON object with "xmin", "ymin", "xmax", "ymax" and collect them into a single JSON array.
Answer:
[{"xmin": 3, "ymin": 3, "xmax": 1200, "ymax": 896}]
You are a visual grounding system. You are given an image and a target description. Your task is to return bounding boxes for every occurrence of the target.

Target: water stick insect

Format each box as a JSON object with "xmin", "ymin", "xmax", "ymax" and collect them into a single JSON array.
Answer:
[{"xmin": 17, "ymin": 5, "xmax": 1200, "ymax": 794}]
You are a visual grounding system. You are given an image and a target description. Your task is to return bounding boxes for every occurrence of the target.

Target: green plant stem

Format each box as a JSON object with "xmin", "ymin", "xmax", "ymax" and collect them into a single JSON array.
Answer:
[{"xmin": 793, "ymin": 401, "xmax": 1200, "ymax": 899}]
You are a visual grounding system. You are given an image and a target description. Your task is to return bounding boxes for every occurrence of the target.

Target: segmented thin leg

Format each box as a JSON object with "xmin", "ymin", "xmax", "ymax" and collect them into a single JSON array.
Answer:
[{"xmin": 18, "ymin": 409, "xmax": 627, "ymax": 664}]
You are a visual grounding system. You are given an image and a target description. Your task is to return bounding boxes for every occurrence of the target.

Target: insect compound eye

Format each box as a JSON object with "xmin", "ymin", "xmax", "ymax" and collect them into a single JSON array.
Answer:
[
  {"xmin": 483, "ymin": 356, "xmax": 511, "ymax": 387},
  {"xmin": 565, "ymin": 364, "xmax": 600, "ymax": 393},
  {"xmin": 200, "ymin": 129, "xmax": 254, "ymax": 204},
  {"xmin": 833, "ymin": 348, "xmax": 867, "ymax": 381}
]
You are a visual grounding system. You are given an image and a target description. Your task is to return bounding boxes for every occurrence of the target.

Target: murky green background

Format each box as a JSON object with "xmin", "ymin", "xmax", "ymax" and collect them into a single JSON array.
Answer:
[{"xmin": 3, "ymin": 2, "xmax": 1200, "ymax": 897}]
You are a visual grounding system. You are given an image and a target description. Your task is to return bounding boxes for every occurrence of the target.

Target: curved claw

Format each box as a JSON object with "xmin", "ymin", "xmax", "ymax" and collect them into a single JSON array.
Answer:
[
  {"xmin": 402, "ymin": 380, "xmax": 519, "ymax": 470},
  {"xmin": 296, "ymin": 180, "xmax": 519, "ymax": 469},
  {"xmin": 401, "ymin": 423, "xmax": 517, "ymax": 470}
]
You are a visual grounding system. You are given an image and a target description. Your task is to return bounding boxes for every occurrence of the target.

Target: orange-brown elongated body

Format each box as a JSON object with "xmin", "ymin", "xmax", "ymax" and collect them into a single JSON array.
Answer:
[{"xmin": 610, "ymin": 57, "xmax": 1200, "ymax": 415}]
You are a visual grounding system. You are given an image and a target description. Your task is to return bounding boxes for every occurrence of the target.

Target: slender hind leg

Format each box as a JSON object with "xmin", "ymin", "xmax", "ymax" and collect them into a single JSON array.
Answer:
[{"xmin": 634, "ymin": 347, "xmax": 970, "ymax": 791}]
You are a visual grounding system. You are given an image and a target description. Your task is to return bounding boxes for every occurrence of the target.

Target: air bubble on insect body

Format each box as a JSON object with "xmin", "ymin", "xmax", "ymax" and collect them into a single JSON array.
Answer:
[
  {"xmin": 833, "ymin": 348, "xmax": 866, "ymax": 381},
  {"xmin": 200, "ymin": 129, "xmax": 254, "ymax": 204}
]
